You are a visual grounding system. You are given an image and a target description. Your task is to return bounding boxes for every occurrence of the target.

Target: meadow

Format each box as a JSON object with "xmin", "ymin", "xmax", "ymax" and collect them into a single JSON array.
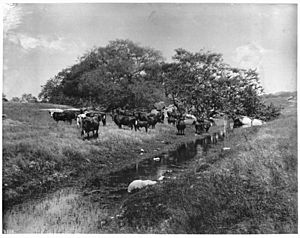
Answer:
[
  {"xmin": 2, "ymin": 95, "xmax": 297, "ymax": 233},
  {"xmin": 2, "ymin": 102, "xmax": 208, "ymax": 211},
  {"xmin": 105, "ymin": 96, "xmax": 297, "ymax": 233}
]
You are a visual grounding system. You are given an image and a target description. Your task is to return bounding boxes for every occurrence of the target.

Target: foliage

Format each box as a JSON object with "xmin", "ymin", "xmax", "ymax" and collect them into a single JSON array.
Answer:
[
  {"xmin": 11, "ymin": 97, "xmax": 21, "ymax": 103},
  {"xmin": 21, "ymin": 93, "xmax": 38, "ymax": 103},
  {"xmin": 39, "ymin": 40, "xmax": 280, "ymax": 119},
  {"xmin": 39, "ymin": 39, "xmax": 166, "ymax": 110},
  {"xmin": 162, "ymin": 49, "xmax": 277, "ymax": 120},
  {"xmin": 10, "ymin": 94, "xmax": 38, "ymax": 103}
]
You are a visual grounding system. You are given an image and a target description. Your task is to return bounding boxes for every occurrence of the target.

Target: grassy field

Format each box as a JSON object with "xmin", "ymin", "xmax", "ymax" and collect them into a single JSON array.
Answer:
[
  {"xmin": 103, "ymin": 96, "xmax": 297, "ymax": 233},
  {"xmin": 2, "ymin": 102, "xmax": 215, "ymax": 211},
  {"xmin": 2, "ymin": 95, "xmax": 297, "ymax": 233}
]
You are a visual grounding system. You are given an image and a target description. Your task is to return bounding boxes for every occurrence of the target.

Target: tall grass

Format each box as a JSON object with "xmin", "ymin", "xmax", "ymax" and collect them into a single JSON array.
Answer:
[
  {"xmin": 2, "ymin": 102, "xmax": 184, "ymax": 210},
  {"xmin": 111, "ymin": 100, "xmax": 297, "ymax": 234}
]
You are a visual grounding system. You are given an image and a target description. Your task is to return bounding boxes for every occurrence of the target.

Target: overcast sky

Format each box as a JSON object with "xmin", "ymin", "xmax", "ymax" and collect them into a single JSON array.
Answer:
[{"xmin": 2, "ymin": 2, "xmax": 297, "ymax": 99}]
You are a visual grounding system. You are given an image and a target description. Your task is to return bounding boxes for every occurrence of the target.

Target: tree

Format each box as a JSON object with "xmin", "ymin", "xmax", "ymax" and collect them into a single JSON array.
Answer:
[
  {"xmin": 21, "ymin": 93, "xmax": 38, "ymax": 103},
  {"xmin": 11, "ymin": 97, "xmax": 21, "ymax": 103},
  {"xmin": 163, "ymin": 48, "xmax": 270, "ymax": 120},
  {"xmin": 39, "ymin": 39, "xmax": 166, "ymax": 109}
]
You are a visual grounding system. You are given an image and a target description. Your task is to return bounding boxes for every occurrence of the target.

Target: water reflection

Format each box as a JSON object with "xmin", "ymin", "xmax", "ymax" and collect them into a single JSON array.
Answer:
[{"xmin": 106, "ymin": 130, "xmax": 225, "ymax": 188}]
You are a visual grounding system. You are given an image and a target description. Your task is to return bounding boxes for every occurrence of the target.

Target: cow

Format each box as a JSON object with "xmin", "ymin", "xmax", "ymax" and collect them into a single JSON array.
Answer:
[
  {"xmin": 195, "ymin": 118, "xmax": 212, "ymax": 134},
  {"xmin": 100, "ymin": 113, "xmax": 107, "ymax": 126},
  {"xmin": 116, "ymin": 108, "xmax": 135, "ymax": 116},
  {"xmin": 167, "ymin": 116, "xmax": 176, "ymax": 125},
  {"xmin": 155, "ymin": 110, "xmax": 164, "ymax": 123},
  {"xmin": 127, "ymin": 180, "xmax": 157, "ymax": 193},
  {"xmin": 167, "ymin": 110, "xmax": 182, "ymax": 119},
  {"xmin": 135, "ymin": 111, "xmax": 150, "ymax": 121},
  {"xmin": 150, "ymin": 109, "xmax": 164, "ymax": 123},
  {"xmin": 233, "ymin": 116, "xmax": 265, "ymax": 128},
  {"xmin": 52, "ymin": 111, "xmax": 76, "ymax": 124},
  {"xmin": 135, "ymin": 120, "xmax": 149, "ymax": 132},
  {"xmin": 84, "ymin": 111, "xmax": 107, "ymax": 126},
  {"xmin": 81, "ymin": 116, "xmax": 100, "ymax": 139},
  {"xmin": 76, "ymin": 113, "xmax": 87, "ymax": 128},
  {"xmin": 147, "ymin": 115, "xmax": 159, "ymax": 129},
  {"xmin": 112, "ymin": 114, "xmax": 136, "ymax": 130},
  {"xmin": 176, "ymin": 118, "xmax": 186, "ymax": 135}
]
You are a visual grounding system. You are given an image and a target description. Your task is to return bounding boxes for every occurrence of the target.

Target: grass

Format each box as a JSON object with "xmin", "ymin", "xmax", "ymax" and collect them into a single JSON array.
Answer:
[
  {"xmin": 2, "ymin": 102, "xmax": 208, "ymax": 227},
  {"xmin": 2, "ymin": 95, "xmax": 297, "ymax": 233},
  {"xmin": 105, "ymin": 97, "xmax": 297, "ymax": 234}
]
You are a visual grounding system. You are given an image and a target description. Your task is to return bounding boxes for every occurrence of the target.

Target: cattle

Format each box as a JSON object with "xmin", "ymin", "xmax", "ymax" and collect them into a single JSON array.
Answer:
[
  {"xmin": 176, "ymin": 118, "xmax": 186, "ymax": 135},
  {"xmin": 76, "ymin": 113, "xmax": 87, "ymax": 128},
  {"xmin": 116, "ymin": 108, "xmax": 135, "ymax": 116},
  {"xmin": 83, "ymin": 111, "xmax": 106, "ymax": 126},
  {"xmin": 52, "ymin": 111, "xmax": 76, "ymax": 124},
  {"xmin": 135, "ymin": 111, "xmax": 150, "ymax": 122},
  {"xmin": 233, "ymin": 116, "xmax": 265, "ymax": 128},
  {"xmin": 135, "ymin": 120, "xmax": 149, "ymax": 132},
  {"xmin": 156, "ymin": 110, "xmax": 164, "ymax": 123},
  {"xmin": 147, "ymin": 115, "xmax": 159, "ymax": 129},
  {"xmin": 81, "ymin": 116, "xmax": 100, "ymax": 139},
  {"xmin": 195, "ymin": 118, "xmax": 212, "ymax": 134},
  {"xmin": 167, "ymin": 116, "xmax": 176, "ymax": 125},
  {"xmin": 167, "ymin": 110, "xmax": 183, "ymax": 126},
  {"xmin": 100, "ymin": 113, "xmax": 107, "ymax": 126},
  {"xmin": 112, "ymin": 114, "xmax": 136, "ymax": 130},
  {"xmin": 127, "ymin": 180, "xmax": 157, "ymax": 193},
  {"xmin": 150, "ymin": 109, "xmax": 164, "ymax": 123}
]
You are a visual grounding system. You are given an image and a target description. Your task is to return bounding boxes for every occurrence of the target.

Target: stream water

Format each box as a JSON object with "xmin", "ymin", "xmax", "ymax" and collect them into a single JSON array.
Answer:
[{"xmin": 3, "ymin": 130, "xmax": 226, "ymax": 233}]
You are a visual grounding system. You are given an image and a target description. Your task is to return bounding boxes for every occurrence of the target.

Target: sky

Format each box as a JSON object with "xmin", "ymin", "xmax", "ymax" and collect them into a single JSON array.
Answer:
[{"xmin": 2, "ymin": 2, "xmax": 298, "ymax": 99}]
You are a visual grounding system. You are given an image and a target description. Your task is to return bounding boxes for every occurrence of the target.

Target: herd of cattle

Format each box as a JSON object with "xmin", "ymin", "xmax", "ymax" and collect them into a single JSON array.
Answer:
[
  {"xmin": 48, "ymin": 107, "xmax": 265, "ymax": 139},
  {"xmin": 48, "ymin": 107, "xmax": 218, "ymax": 139}
]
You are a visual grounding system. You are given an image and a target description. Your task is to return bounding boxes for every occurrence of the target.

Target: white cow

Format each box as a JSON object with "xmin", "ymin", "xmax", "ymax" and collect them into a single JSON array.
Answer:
[
  {"xmin": 76, "ymin": 113, "xmax": 87, "ymax": 128},
  {"xmin": 127, "ymin": 179, "xmax": 157, "ymax": 193},
  {"xmin": 251, "ymin": 119, "xmax": 264, "ymax": 126},
  {"xmin": 239, "ymin": 116, "xmax": 265, "ymax": 128}
]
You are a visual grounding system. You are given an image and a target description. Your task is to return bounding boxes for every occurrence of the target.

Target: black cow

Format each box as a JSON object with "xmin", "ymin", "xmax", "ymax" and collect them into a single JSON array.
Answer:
[
  {"xmin": 147, "ymin": 115, "xmax": 159, "ymax": 129},
  {"xmin": 112, "ymin": 114, "xmax": 136, "ymax": 130},
  {"xmin": 135, "ymin": 120, "xmax": 149, "ymax": 132},
  {"xmin": 52, "ymin": 111, "xmax": 76, "ymax": 124},
  {"xmin": 116, "ymin": 108, "xmax": 135, "ymax": 116},
  {"xmin": 135, "ymin": 111, "xmax": 150, "ymax": 121},
  {"xmin": 195, "ymin": 118, "xmax": 212, "ymax": 134},
  {"xmin": 100, "ymin": 113, "xmax": 107, "ymax": 126},
  {"xmin": 157, "ymin": 110, "xmax": 165, "ymax": 123},
  {"xmin": 176, "ymin": 118, "xmax": 186, "ymax": 135},
  {"xmin": 167, "ymin": 116, "xmax": 176, "ymax": 125},
  {"xmin": 81, "ymin": 116, "xmax": 100, "ymax": 139},
  {"xmin": 85, "ymin": 111, "xmax": 106, "ymax": 126},
  {"xmin": 167, "ymin": 110, "xmax": 182, "ymax": 119}
]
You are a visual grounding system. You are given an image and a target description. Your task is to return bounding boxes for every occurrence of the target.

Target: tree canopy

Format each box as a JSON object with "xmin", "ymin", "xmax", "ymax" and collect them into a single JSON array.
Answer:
[
  {"xmin": 162, "ymin": 48, "xmax": 271, "ymax": 120},
  {"xmin": 39, "ymin": 39, "xmax": 279, "ymax": 120},
  {"xmin": 39, "ymin": 39, "xmax": 166, "ymax": 110}
]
